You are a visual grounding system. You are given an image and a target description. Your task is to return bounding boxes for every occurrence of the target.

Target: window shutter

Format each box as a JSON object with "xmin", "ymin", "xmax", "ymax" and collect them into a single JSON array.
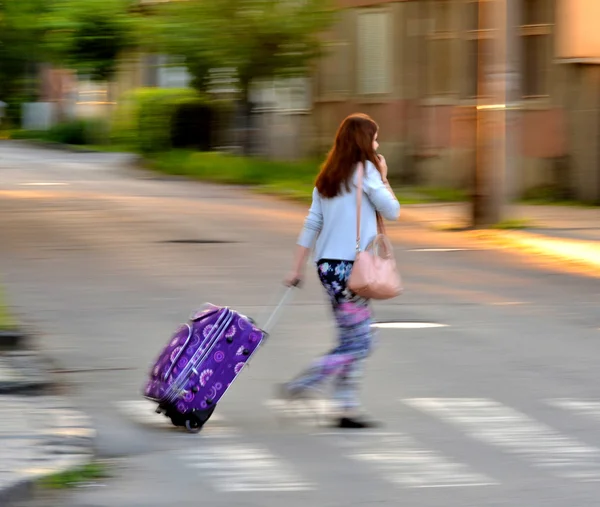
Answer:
[{"xmin": 357, "ymin": 11, "xmax": 392, "ymax": 95}]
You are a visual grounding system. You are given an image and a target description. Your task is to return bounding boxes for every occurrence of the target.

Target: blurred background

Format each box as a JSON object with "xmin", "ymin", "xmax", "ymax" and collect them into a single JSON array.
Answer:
[
  {"xmin": 2, "ymin": 1, "xmax": 600, "ymax": 507},
  {"xmin": 2, "ymin": 0, "xmax": 599, "ymax": 222}
]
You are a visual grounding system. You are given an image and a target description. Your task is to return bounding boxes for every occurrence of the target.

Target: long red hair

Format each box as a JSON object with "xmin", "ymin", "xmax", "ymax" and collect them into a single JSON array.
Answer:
[{"xmin": 315, "ymin": 113, "xmax": 381, "ymax": 198}]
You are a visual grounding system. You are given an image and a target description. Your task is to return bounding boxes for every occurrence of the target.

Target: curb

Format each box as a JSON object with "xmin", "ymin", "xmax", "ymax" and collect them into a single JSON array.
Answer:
[
  {"xmin": 1, "ymin": 139, "xmax": 142, "ymax": 166},
  {"xmin": 0, "ymin": 328, "xmax": 27, "ymax": 350},
  {"xmin": 4, "ymin": 139, "xmax": 98, "ymax": 153},
  {"xmin": 0, "ymin": 396, "xmax": 96, "ymax": 507},
  {"xmin": 0, "ymin": 351, "xmax": 53, "ymax": 394},
  {"xmin": 5, "ymin": 139, "xmax": 100, "ymax": 154},
  {"xmin": 0, "ymin": 324, "xmax": 53, "ymax": 394},
  {"xmin": 0, "ymin": 302, "xmax": 97, "ymax": 506}
]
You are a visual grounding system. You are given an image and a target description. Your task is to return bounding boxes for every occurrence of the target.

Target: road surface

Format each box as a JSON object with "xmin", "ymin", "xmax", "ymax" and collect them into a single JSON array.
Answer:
[{"xmin": 1, "ymin": 141, "xmax": 600, "ymax": 507}]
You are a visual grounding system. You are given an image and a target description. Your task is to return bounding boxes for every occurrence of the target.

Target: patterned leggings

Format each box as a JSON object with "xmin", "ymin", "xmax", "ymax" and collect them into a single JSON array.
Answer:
[{"xmin": 287, "ymin": 259, "xmax": 374, "ymax": 411}]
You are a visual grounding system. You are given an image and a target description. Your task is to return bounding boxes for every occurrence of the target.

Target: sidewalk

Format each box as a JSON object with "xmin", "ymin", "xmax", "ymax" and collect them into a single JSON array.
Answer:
[
  {"xmin": 0, "ymin": 335, "xmax": 96, "ymax": 506},
  {"xmin": 400, "ymin": 202, "xmax": 600, "ymax": 275}
]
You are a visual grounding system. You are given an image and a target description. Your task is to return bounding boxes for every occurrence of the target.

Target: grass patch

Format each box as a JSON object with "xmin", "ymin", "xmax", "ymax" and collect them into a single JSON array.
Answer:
[
  {"xmin": 0, "ymin": 285, "xmax": 17, "ymax": 331},
  {"xmin": 407, "ymin": 186, "xmax": 468, "ymax": 203},
  {"xmin": 432, "ymin": 218, "xmax": 537, "ymax": 232},
  {"xmin": 520, "ymin": 198, "xmax": 599, "ymax": 208},
  {"xmin": 146, "ymin": 150, "xmax": 318, "ymax": 187},
  {"xmin": 146, "ymin": 150, "xmax": 469, "ymax": 205},
  {"xmin": 520, "ymin": 185, "xmax": 599, "ymax": 207},
  {"xmin": 254, "ymin": 181, "xmax": 316, "ymax": 203},
  {"xmin": 38, "ymin": 462, "xmax": 111, "ymax": 489},
  {"xmin": 491, "ymin": 218, "xmax": 536, "ymax": 230},
  {"xmin": 433, "ymin": 224, "xmax": 471, "ymax": 232}
]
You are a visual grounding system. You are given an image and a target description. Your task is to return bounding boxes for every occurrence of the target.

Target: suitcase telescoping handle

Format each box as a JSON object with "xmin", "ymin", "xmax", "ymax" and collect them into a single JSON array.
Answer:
[{"xmin": 260, "ymin": 279, "xmax": 301, "ymax": 336}]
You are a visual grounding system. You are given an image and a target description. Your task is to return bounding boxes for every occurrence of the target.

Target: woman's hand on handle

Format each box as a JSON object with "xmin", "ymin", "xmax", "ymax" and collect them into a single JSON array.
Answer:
[
  {"xmin": 284, "ymin": 245, "xmax": 310, "ymax": 287},
  {"xmin": 284, "ymin": 271, "xmax": 303, "ymax": 288}
]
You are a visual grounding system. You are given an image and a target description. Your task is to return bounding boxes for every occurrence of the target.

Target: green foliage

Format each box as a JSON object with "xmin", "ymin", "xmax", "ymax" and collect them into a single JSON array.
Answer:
[
  {"xmin": 0, "ymin": 0, "xmax": 51, "ymax": 122},
  {"xmin": 413, "ymin": 187, "xmax": 469, "ymax": 203},
  {"xmin": 520, "ymin": 184, "xmax": 599, "ymax": 207},
  {"xmin": 150, "ymin": 0, "xmax": 335, "ymax": 95},
  {"xmin": 111, "ymin": 88, "xmax": 217, "ymax": 153},
  {"xmin": 43, "ymin": 0, "xmax": 139, "ymax": 81},
  {"xmin": 0, "ymin": 0, "xmax": 139, "ymax": 126},
  {"xmin": 385, "ymin": 186, "xmax": 468, "ymax": 204},
  {"xmin": 50, "ymin": 119, "xmax": 108, "ymax": 145},
  {"xmin": 148, "ymin": 149, "xmax": 318, "ymax": 189},
  {"xmin": 491, "ymin": 218, "xmax": 536, "ymax": 230}
]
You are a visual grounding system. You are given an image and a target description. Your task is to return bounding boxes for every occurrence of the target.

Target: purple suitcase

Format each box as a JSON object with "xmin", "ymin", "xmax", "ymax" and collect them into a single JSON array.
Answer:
[{"xmin": 143, "ymin": 287, "xmax": 295, "ymax": 433}]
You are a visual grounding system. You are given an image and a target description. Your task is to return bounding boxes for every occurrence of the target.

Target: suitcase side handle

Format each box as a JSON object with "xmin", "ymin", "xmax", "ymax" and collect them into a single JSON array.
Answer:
[{"xmin": 162, "ymin": 324, "xmax": 192, "ymax": 381}]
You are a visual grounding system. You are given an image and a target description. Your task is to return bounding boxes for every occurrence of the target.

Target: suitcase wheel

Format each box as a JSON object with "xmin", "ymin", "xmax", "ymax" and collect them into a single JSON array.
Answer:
[
  {"xmin": 184, "ymin": 406, "xmax": 216, "ymax": 434},
  {"xmin": 185, "ymin": 418, "xmax": 202, "ymax": 433}
]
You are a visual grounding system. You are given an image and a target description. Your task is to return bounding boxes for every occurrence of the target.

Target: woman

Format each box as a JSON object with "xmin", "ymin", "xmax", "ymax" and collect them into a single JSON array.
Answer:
[{"xmin": 280, "ymin": 113, "xmax": 400, "ymax": 429}]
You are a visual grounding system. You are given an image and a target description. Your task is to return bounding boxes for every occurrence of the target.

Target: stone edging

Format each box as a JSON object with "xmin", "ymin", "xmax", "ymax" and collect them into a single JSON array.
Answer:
[{"xmin": 0, "ymin": 396, "xmax": 96, "ymax": 506}]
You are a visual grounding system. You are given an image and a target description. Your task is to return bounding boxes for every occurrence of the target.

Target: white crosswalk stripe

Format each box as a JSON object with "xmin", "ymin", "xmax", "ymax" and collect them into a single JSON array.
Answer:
[
  {"xmin": 322, "ymin": 431, "xmax": 496, "ymax": 489},
  {"xmin": 546, "ymin": 399, "xmax": 600, "ymax": 423},
  {"xmin": 179, "ymin": 443, "xmax": 315, "ymax": 492},
  {"xmin": 118, "ymin": 397, "xmax": 600, "ymax": 492},
  {"xmin": 403, "ymin": 398, "xmax": 600, "ymax": 482}
]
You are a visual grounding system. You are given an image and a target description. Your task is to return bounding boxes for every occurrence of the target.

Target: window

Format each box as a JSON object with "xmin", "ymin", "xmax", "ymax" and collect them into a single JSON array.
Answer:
[
  {"xmin": 464, "ymin": 37, "xmax": 493, "ymax": 98},
  {"xmin": 318, "ymin": 42, "xmax": 351, "ymax": 97},
  {"xmin": 463, "ymin": 0, "xmax": 494, "ymax": 99},
  {"xmin": 274, "ymin": 77, "xmax": 312, "ymax": 111},
  {"xmin": 521, "ymin": 0, "xmax": 552, "ymax": 97},
  {"xmin": 427, "ymin": 0, "xmax": 455, "ymax": 96},
  {"xmin": 357, "ymin": 10, "xmax": 392, "ymax": 95}
]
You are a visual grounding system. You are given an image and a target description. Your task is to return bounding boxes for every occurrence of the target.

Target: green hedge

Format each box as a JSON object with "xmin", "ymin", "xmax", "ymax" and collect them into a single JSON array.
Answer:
[
  {"xmin": 12, "ymin": 119, "xmax": 109, "ymax": 146},
  {"xmin": 111, "ymin": 88, "xmax": 223, "ymax": 154}
]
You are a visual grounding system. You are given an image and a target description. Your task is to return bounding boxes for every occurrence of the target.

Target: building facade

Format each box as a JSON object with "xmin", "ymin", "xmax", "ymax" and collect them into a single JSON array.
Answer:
[{"xmin": 310, "ymin": 0, "xmax": 600, "ymax": 202}]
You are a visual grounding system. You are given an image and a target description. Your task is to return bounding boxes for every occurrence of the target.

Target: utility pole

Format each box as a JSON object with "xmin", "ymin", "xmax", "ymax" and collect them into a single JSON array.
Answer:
[
  {"xmin": 505, "ymin": 0, "xmax": 521, "ymax": 203},
  {"xmin": 472, "ymin": 0, "xmax": 518, "ymax": 227}
]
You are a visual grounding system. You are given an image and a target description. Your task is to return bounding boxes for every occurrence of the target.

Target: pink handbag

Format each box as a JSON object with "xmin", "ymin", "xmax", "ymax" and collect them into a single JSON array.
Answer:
[{"xmin": 347, "ymin": 162, "xmax": 403, "ymax": 300}]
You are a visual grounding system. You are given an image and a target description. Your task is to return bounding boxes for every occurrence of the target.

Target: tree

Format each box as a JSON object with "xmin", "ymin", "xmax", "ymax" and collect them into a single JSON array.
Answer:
[
  {"xmin": 154, "ymin": 0, "xmax": 334, "ymax": 92},
  {"xmin": 0, "ymin": 0, "xmax": 51, "ymax": 124},
  {"xmin": 43, "ymin": 0, "xmax": 139, "ymax": 82},
  {"xmin": 0, "ymin": 0, "xmax": 141, "ymax": 125},
  {"xmin": 151, "ymin": 0, "xmax": 335, "ymax": 151}
]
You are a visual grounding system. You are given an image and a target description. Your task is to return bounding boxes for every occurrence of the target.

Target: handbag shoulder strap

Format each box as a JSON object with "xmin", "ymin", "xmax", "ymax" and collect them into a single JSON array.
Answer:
[
  {"xmin": 355, "ymin": 161, "xmax": 387, "ymax": 253},
  {"xmin": 355, "ymin": 162, "xmax": 364, "ymax": 253}
]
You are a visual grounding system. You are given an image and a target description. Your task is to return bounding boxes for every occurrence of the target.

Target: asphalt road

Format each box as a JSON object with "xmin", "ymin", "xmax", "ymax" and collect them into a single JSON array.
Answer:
[{"xmin": 2, "ymin": 141, "xmax": 600, "ymax": 507}]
